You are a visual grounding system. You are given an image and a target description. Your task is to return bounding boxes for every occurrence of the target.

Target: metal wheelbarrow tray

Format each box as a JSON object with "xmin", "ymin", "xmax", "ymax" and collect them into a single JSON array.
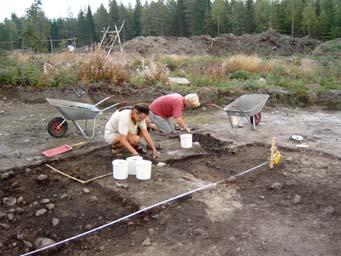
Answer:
[
  {"xmin": 223, "ymin": 94, "xmax": 269, "ymax": 130},
  {"xmin": 46, "ymin": 96, "xmax": 120, "ymax": 139}
]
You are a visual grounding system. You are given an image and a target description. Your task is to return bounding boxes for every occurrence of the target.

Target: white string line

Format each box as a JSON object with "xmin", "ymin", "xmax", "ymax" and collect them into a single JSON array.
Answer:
[{"xmin": 20, "ymin": 161, "xmax": 268, "ymax": 256}]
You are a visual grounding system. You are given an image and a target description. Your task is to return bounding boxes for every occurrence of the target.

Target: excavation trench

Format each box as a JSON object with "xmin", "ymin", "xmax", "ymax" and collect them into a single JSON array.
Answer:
[{"xmin": 0, "ymin": 133, "xmax": 340, "ymax": 256}]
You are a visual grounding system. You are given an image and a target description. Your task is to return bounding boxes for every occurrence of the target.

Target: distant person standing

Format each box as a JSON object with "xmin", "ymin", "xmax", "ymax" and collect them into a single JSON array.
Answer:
[
  {"xmin": 66, "ymin": 45, "xmax": 75, "ymax": 53},
  {"xmin": 148, "ymin": 93, "xmax": 200, "ymax": 134}
]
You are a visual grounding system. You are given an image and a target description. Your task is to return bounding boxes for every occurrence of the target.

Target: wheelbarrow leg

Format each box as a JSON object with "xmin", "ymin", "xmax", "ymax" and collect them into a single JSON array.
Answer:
[
  {"xmin": 72, "ymin": 119, "xmax": 97, "ymax": 139},
  {"xmin": 227, "ymin": 113, "xmax": 234, "ymax": 128},
  {"xmin": 246, "ymin": 115, "xmax": 256, "ymax": 130}
]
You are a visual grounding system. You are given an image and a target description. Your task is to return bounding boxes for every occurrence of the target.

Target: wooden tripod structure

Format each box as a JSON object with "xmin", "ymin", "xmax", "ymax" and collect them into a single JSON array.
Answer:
[{"xmin": 97, "ymin": 20, "xmax": 125, "ymax": 57}]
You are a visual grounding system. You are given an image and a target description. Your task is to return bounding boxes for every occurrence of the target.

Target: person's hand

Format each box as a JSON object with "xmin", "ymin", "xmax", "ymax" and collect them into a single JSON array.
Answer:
[
  {"xmin": 152, "ymin": 149, "xmax": 159, "ymax": 159},
  {"xmin": 184, "ymin": 127, "xmax": 191, "ymax": 133}
]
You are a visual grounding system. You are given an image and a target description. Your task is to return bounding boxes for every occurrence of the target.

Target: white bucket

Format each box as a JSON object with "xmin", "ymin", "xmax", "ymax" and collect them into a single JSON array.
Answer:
[
  {"xmin": 136, "ymin": 160, "xmax": 152, "ymax": 180},
  {"xmin": 126, "ymin": 156, "xmax": 143, "ymax": 175},
  {"xmin": 231, "ymin": 116, "xmax": 241, "ymax": 126},
  {"xmin": 112, "ymin": 160, "xmax": 128, "ymax": 180},
  {"xmin": 180, "ymin": 134, "xmax": 193, "ymax": 148}
]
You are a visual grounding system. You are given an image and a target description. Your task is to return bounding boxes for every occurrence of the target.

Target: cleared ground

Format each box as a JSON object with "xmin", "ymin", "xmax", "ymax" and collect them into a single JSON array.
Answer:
[{"xmin": 0, "ymin": 89, "xmax": 341, "ymax": 255}]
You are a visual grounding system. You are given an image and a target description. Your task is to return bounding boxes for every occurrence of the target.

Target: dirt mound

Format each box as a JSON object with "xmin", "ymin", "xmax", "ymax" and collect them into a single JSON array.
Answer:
[
  {"xmin": 121, "ymin": 30, "xmax": 321, "ymax": 57},
  {"xmin": 312, "ymin": 38, "xmax": 341, "ymax": 56},
  {"xmin": 122, "ymin": 36, "xmax": 207, "ymax": 57},
  {"xmin": 202, "ymin": 29, "xmax": 320, "ymax": 56}
]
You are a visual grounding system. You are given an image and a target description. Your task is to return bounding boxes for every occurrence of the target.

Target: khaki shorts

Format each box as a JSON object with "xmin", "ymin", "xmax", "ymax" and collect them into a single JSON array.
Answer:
[{"xmin": 104, "ymin": 132, "xmax": 119, "ymax": 145}]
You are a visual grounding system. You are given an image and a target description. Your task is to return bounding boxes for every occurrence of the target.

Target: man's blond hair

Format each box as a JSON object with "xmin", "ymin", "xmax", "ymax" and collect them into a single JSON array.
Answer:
[{"xmin": 185, "ymin": 93, "xmax": 200, "ymax": 107}]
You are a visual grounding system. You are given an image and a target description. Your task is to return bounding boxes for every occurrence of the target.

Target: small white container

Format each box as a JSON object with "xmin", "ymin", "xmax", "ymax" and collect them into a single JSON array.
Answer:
[
  {"xmin": 231, "ymin": 116, "xmax": 241, "ymax": 126},
  {"xmin": 180, "ymin": 134, "xmax": 193, "ymax": 148},
  {"xmin": 112, "ymin": 159, "xmax": 128, "ymax": 180},
  {"xmin": 126, "ymin": 156, "xmax": 143, "ymax": 175},
  {"xmin": 136, "ymin": 160, "xmax": 152, "ymax": 180}
]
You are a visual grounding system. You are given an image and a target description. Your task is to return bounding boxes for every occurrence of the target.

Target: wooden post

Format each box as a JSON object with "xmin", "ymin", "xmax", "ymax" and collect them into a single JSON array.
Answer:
[
  {"xmin": 270, "ymin": 137, "xmax": 276, "ymax": 169},
  {"xmin": 9, "ymin": 34, "xmax": 14, "ymax": 52},
  {"xmin": 115, "ymin": 24, "xmax": 123, "ymax": 53},
  {"xmin": 217, "ymin": 15, "xmax": 220, "ymax": 36},
  {"xmin": 50, "ymin": 36, "xmax": 54, "ymax": 53}
]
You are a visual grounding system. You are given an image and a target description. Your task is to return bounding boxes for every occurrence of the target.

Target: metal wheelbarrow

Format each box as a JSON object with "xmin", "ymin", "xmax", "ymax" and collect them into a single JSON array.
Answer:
[
  {"xmin": 46, "ymin": 96, "xmax": 121, "ymax": 139},
  {"xmin": 209, "ymin": 94, "xmax": 269, "ymax": 130}
]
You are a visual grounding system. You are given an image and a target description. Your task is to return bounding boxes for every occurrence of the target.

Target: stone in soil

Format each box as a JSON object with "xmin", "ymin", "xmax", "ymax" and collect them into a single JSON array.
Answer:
[
  {"xmin": 16, "ymin": 234, "xmax": 24, "ymax": 240},
  {"xmin": 34, "ymin": 237, "xmax": 56, "ymax": 249},
  {"xmin": 193, "ymin": 228, "xmax": 209, "ymax": 238},
  {"xmin": 35, "ymin": 208, "xmax": 47, "ymax": 216},
  {"xmin": 286, "ymin": 180, "xmax": 298, "ymax": 186},
  {"xmin": 16, "ymin": 207, "xmax": 25, "ymax": 214},
  {"xmin": 89, "ymin": 196, "xmax": 98, "ymax": 202},
  {"xmin": 17, "ymin": 196, "xmax": 24, "ymax": 204},
  {"xmin": 60, "ymin": 193, "xmax": 68, "ymax": 199},
  {"xmin": 1, "ymin": 171, "xmax": 14, "ymax": 180},
  {"xmin": 85, "ymin": 224, "xmax": 93, "ymax": 230},
  {"xmin": 142, "ymin": 237, "xmax": 152, "ymax": 246},
  {"xmin": 324, "ymin": 206, "xmax": 335, "ymax": 215},
  {"xmin": 115, "ymin": 182, "xmax": 129, "ymax": 189},
  {"xmin": 293, "ymin": 195, "xmax": 301, "ymax": 204},
  {"xmin": 36, "ymin": 174, "xmax": 48, "ymax": 181},
  {"xmin": 40, "ymin": 199, "xmax": 50, "ymax": 204},
  {"xmin": 52, "ymin": 218, "xmax": 59, "ymax": 226},
  {"xmin": 269, "ymin": 182, "xmax": 283, "ymax": 190},
  {"xmin": 148, "ymin": 228, "xmax": 155, "ymax": 235},
  {"xmin": 0, "ymin": 212, "xmax": 6, "ymax": 219},
  {"xmin": 7, "ymin": 213, "xmax": 14, "ymax": 221},
  {"xmin": 3, "ymin": 197, "xmax": 17, "ymax": 206},
  {"xmin": 83, "ymin": 188, "xmax": 90, "ymax": 194},
  {"xmin": 23, "ymin": 240, "xmax": 33, "ymax": 248},
  {"xmin": 46, "ymin": 203, "xmax": 55, "ymax": 210},
  {"xmin": 0, "ymin": 223, "xmax": 10, "ymax": 229}
]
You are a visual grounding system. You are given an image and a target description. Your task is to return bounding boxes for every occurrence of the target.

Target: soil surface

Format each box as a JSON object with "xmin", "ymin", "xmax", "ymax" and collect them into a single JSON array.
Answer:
[
  {"xmin": 1, "ymin": 144, "xmax": 340, "ymax": 255},
  {"xmin": 0, "ymin": 86, "xmax": 340, "ymax": 256}
]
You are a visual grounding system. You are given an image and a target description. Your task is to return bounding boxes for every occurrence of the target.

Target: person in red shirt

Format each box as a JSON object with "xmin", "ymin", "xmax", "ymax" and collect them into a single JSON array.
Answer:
[{"xmin": 148, "ymin": 93, "xmax": 200, "ymax": 134}]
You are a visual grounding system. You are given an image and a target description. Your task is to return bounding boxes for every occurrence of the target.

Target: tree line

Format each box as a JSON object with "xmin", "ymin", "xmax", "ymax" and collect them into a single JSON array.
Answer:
[{"xmin": 0, "ymin": 0, "xmax": 340, "ymax": 52}]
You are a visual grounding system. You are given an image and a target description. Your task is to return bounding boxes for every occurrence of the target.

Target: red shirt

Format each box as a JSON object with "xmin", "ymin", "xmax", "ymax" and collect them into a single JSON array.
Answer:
[{"xmin": 150, "ymin": 93, "xmax": 184, "ymax": 119}]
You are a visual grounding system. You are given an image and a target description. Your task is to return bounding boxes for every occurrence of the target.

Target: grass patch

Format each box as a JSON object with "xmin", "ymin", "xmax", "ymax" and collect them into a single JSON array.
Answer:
[{"xmin": 0, "ymin": 51, "xmax": 339, "ymax": 96}]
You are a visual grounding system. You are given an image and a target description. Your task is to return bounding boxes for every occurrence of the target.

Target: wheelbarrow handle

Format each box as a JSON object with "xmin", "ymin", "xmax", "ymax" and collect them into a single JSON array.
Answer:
[
  {"xmin": 94, "ymin": 95, "xmax": 116, "ymax": 106},
  {"xmin": 100, "ymin": 101, "xmax": 125, "ymax": 112},
  {"xmin": 205, "ymin": 103, "xmax": 225, "ymax": 111}
]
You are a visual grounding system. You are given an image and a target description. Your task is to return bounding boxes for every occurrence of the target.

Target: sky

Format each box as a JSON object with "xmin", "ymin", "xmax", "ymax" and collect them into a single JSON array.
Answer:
[{"xmin": 0, "ymin": 0, "xmax": 137, "ymax": 22}]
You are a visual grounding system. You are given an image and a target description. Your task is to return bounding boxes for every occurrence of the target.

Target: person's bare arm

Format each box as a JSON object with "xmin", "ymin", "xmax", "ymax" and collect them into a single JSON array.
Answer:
[
  {"xmin": 116, "ymin": 134, "xmax": 139, "ymax": 155},
  {"xmin": 140, "ymin": 128, "xmax": 157, "ymax": 157},
  {"xmin": 175, "ymin": 117, "xmax": 190, "ymax": 133}
]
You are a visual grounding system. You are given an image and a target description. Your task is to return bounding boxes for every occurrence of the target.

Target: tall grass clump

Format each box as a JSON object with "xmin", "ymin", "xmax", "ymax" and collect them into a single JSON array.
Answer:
[
  {"xmin": 77, "ymin": 53, "xmax": 128, "ymax": 85},
  {"xmin": 134, "ymin": 62, "xmax": 169, "ymax": 86},
  {"xmin": 0, "ymin": 51, "xmax": 19, "ymax": 85}
]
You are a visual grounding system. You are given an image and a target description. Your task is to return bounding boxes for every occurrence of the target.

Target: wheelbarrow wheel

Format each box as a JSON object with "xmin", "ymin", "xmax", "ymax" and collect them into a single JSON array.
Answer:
[
  {"xmin": 250, "ymin": 113, "xmax": 262, "ymax": 126},
  {"xmin": 47, "ymin": 117, "xmax": 68, "ymax": 138}
]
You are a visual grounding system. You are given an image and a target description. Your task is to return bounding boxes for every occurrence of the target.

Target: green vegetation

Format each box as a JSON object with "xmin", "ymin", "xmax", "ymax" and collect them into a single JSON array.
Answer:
[
  {"xmin": 0, "ymin": 51, "xmax": 77, "ymax": 87},
  {"xmin": 0, "ymin": 50, "xmax": 340, "ymax": 99}
]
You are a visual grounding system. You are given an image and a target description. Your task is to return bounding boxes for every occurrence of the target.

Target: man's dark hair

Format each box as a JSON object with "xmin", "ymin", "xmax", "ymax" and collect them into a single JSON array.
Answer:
[{"xmin": 134, "ymin": 103, "xmax": 149, "ymax": 115}]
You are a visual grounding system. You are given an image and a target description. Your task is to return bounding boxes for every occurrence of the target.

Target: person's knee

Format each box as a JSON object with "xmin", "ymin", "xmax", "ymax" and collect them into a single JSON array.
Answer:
[{"xmin": 127, "ymin": 134, "xmax": 140, "ymax": 146}]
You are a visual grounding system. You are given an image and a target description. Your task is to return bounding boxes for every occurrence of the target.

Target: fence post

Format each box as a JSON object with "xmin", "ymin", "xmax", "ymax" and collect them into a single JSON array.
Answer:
[
  {"xmin": 10, "ymin": 34, "xmax": 14, "ymax": 52},
  {"xmin": 50, "ymin": 36, "xmax": 54, "ymax": 53}
]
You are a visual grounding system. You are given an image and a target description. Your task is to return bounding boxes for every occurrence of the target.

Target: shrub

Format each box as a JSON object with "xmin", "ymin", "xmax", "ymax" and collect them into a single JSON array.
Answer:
[
  {"xmin": 18, "ymin": 63, "xmax": 43, "ymax": 86},
  {"xmin": 138, "ymin": 62, "xmax": 169, "ymax": 85},
  {"xmin": 230, "ymin": 70, "xmax": 251, "ymax": 80},
  {"xmin": 77, "ymin": 53, "xmax": 128, "ymax": 85},
  {"xmin": 205, "ymin": 62, "xmax": 226, "ymax": 80}
]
